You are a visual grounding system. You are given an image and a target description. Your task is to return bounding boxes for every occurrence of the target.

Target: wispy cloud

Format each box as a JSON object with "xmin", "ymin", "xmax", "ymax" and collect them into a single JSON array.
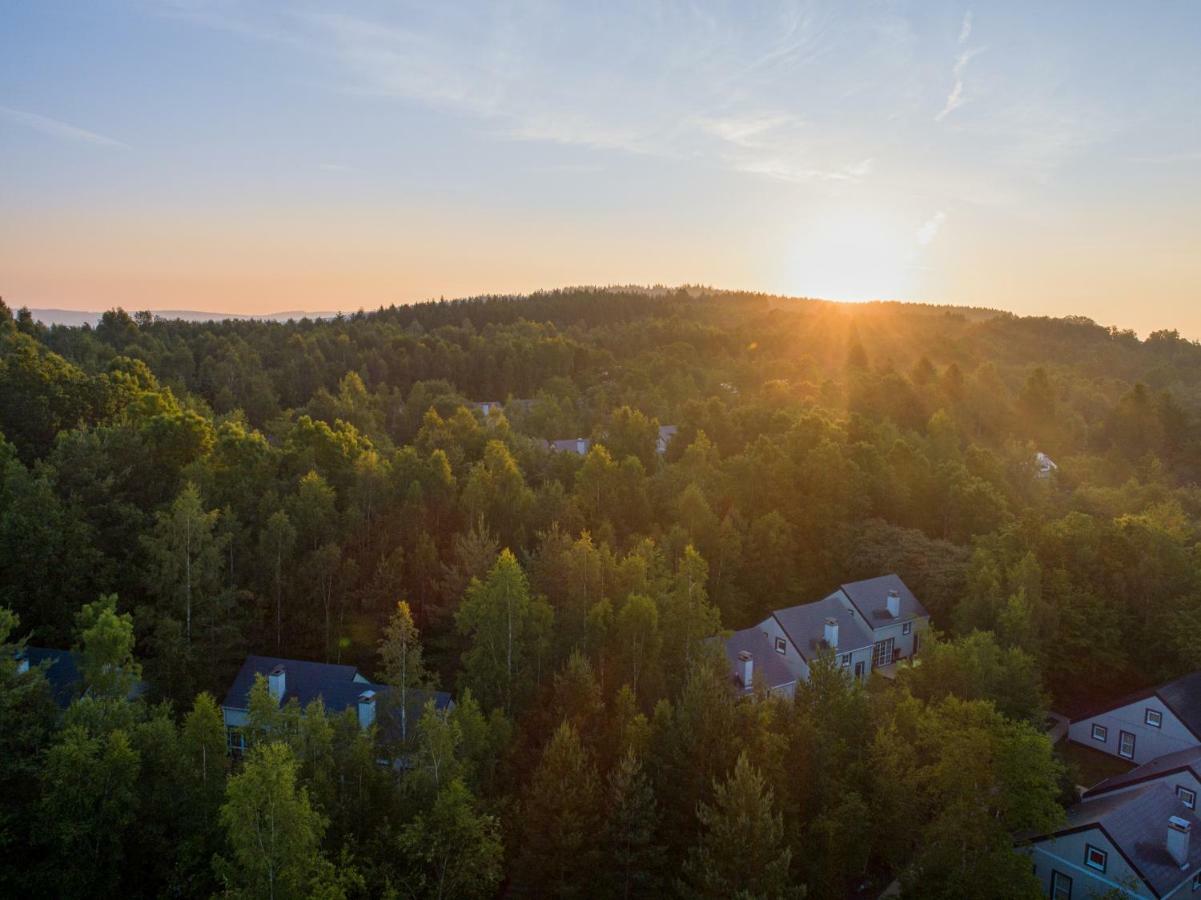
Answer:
[
  {"xmin": 0, "ymin": 105, "xmax": 127, "ymax": 147},
  {"xmin": 936, "ymin": 13, "xmax": 984, "ymax": 123},
  {"xmin": 154, "ymin": 3, "xmax": 881, "ymax": 187},
  {"xmin": 958, "ymin": 11, "xmax": 973, "ymax": 45},
  {"xmin": 917, "ymin": 211, "xmax": 946, "ymax": 245},
  {"xmin": 318, "ymin": 162, "xmax": 354, "ymax": 172}
]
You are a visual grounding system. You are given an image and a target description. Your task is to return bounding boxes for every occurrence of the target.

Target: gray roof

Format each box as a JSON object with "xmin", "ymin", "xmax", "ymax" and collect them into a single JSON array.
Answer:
[
  {"xmin": 546, "ymin": 437, "xmax": 591, "ymax": 454},
  {"xmin": 25, "ymin": 647, "xmax": 82, "ymax": 708},
  {"xmin": 1157, "ymin": 673, "xmax": 1201, "ymax": 739},
  {"xmin": 223, "ymin": 655, "xmax": 451, "ymax": 724},
  {"xmin": 773, "ymin": 593, "xmax": 875, "ymax": 661},
  {"xmin": 838, "ymin": 574, "xmax": 928, "ymax": 625},
  {"xmin": 1051, "ymin": 782, "xmax": 1201, "ymax": 897},
  {"xmin": 722, "ymin": 626, "xmax": 796, "ymax": 694},
  {"xmin": 1087, "ymin": 746, "xmax": 1201, "ymax": 799}
]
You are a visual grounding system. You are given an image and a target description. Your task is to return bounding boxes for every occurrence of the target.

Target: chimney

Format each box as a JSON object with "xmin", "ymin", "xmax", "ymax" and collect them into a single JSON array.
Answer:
[
  {"xmin": 268, "ymin": 664, "xmax": 286, "ymax": 704},
  {"xmin": 357, "ymin": 689, "xmax": 377, "ymax": 730},
  {"xmin": 1168, "ymin": 816, "xmax": 1192, "ymax": 869},
  {"xmin": 824, "ymin": 617, "xmax": 839, "ymax": 649},
  {"xmin": 887, "ymin": 589, "xmax": 901, "ymax": 618},
  {"xmin": 738, "ymin": 650, "xmax": 754, "ymax": 688}
]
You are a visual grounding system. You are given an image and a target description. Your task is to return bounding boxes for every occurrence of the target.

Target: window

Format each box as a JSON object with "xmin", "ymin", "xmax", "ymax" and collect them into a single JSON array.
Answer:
[
  {"xmin": 1051, "ymin": 870, "xmax": 1072, "ymax": 900},
  {"xmin": 1146, "ymin": 708, "xmax": 1163, "ymax": 728},
  {"xmin": 774, "ymin": 637, "xmax": 787, "ymax": 655},
  {"xmin": 872, "ymin": 638, "xmax": 895, "ymax": 668},
  {"xmin": 1091, "ymin": 723, "xmax": 1108, "ymax": 743},
  {"xmin": 1180, "ymin": 787, "xmax": 1197, "ymax": 810},
  {"xmin": 902, "ymin": 621, "xmax": 912, "ymax": 635},
  {"xmin": 840, "ymin": 653, "xmax": 852, "ymax": 667},
  {"xmin": 1119, "ymin": 730, "xmax": 1136, "ymax": 760},
  {"xmin": 1084, "ymin": 845, "xmax": 1107, "ymax": 872}
]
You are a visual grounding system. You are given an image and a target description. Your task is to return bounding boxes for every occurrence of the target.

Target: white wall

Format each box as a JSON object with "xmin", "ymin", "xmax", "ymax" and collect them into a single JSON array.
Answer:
[
  {"xmin": 1026, "ymin": 828, "xmax": 1149, "ymax": 899},
  {"xmin": 1069, "ymin": 696, "xmax": 1200, "ymax": 765}
]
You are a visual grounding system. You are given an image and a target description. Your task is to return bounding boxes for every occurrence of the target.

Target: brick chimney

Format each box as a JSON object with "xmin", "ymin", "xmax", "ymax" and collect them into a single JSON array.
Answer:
[
  {"xmin": 268, "ymin": 664, "xmax": 286, "ymax": 704},
  {"xmin": 886, "ymin": 589, "xmax": 901, "ymax": 618},
  {"xmin": 823, "ymin": 617, "xmax": 839, "ymax": 649},
  {"xmin": 1168, "ymin": 816, "xmax": 1192, "ymax": 869},
  {"xmin": 357, "ymin": 689, "xmax": 377, "ymax": 730},
  {"xmin": 738, "ymin": 650, "xmax": 753, "ymax": 688}
]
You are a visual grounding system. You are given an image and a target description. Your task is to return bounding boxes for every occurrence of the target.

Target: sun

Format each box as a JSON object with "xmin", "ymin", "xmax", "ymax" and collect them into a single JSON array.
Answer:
[{"xmin": 784, "ymin": 209, "xmax": 919, "ymax": 302}]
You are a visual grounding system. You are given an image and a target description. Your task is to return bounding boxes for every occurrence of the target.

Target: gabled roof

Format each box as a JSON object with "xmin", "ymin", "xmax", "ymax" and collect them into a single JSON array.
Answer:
[
  {"xmin": 25, "ymin": 647, "xmax": 82, "ymax": 708},
  {"xmin": 838, "ymin": 574, "xmax": 929, "ymax": 626},
  {"xmin": 1042, "ymin": 782, "xmax": 1201, "ymax": 897},
  {"xmin": 22, "ymin": 647, "xmax": 147, "ymax": 708},
  {"xmin": 546, "ymin": 437, "xmax": 591, "ymax": 454},
  {"xmin": 721, "ymin": 626, "xmax": 796, "ymax": 694},
  {"xmin": 1069, "ymin": 672, "xmax": 1201, "ymax": 740},
  {"xmin": 773, "ymin": 594, "xmax": 875, "ymax": 662},
  {"xmin": 222, "ymin": 655, "xmax": 452, "ymax": 720},
  {"xmin": 1086, "ymin": 746, "xmax": 1201, "ymax": 799}
]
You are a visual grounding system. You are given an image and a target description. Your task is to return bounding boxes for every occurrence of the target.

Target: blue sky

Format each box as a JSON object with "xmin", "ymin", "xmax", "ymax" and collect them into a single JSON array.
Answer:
[{"xmin": 2, "ymin": 1, "xmax": 1200, "ymax": 334}]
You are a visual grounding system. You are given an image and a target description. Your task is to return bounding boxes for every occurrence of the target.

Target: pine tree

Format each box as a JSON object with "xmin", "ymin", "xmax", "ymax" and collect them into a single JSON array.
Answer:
[
  {"xmin": 516, "ymin": 721, "xmax": 602, "ymax": 897},
  {"xmin": 603, "ymin": 749, "xmax": 664, "ymax": 899},
  {"xmin": 682, "ymin": 752, "xmax": 800, "ymax": 899}
]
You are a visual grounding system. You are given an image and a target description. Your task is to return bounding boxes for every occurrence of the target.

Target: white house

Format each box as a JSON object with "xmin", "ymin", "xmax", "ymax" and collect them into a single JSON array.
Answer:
[
  {"xmin": 1067, "ymin": 673, "xmax": 1201, "ymax": 765},
  {"xmin": 1084, "ymin": 746, "xmax": 1201, "ymax": 813},
  {"xmin": 1024, "ymin": 780, "xmax": 1201, "ymax": 899},
  {"xmin": 721, "ymin": 574, "xmax": 931, "ymax": 698}
]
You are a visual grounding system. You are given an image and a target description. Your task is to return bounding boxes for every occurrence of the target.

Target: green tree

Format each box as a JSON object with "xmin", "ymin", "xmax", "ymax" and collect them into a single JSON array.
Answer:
[
  {"xmin": 378, "ymin": 600, "xmax": 429, "ymax": 743},
  {"xmin": 516, "ymin": 721, "xmax": 603, "ymax": 897},
  {"xmin": 38, "ymin": 725, "xmax": 141, "ymax": 896},
  {"xmin": 216, "ymin": 741, "xmax": 330, "ymax": 900},
  {"xmin": 603, "ymin": 749, "xmax": 664, "ymax": 899},
  {"xmin": 397, "ymin": 778, "xmax": 504, "ymax": 900},
  {"xmin": 681, "ymin": 752, "xmax": 799, "ymax": 899},
  {"xmin": 75, "ymin": 593, "xmax": 141, "ymax": 700},
  {"xmin": 456, "ymin": 549, "xmax": 552, "ymax": 715}
]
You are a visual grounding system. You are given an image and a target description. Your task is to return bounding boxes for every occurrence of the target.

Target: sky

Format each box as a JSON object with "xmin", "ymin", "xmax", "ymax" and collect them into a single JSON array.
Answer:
[{"xmin": 2, "ymin": 1, "xmax": 1200, "ymax": 335}]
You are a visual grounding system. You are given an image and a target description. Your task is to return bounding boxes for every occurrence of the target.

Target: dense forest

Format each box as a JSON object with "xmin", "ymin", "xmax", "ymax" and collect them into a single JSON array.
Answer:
[{"xmin": 3, "ymin": 287, "xmax": 1201, "ymax": 898}]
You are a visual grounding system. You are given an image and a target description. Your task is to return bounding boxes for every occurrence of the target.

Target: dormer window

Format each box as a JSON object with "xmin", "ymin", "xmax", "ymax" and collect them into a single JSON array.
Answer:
[
  {"xmin": 1145, "ymin": 708, "xmax": 1163, "ymax": 728},
  {"xmin": 774, "ymin": 637, "xmax": 787, "ymax": 655}
]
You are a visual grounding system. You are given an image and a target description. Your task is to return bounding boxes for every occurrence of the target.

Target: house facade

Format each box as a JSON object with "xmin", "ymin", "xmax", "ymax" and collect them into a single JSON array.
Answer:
[
  {"xmin": 1024, "ymin": 781, "xmax": 1201, "ymax": 899},
  {"xmin": 221, "ymin": 655, "xmax": 451, "ymax": 753},
  {"xmin": 721, "ymin": 574, "xmax": 930, "ymax": 698},
  {"xmin": 1067, "ymin": 673, "xmax": 1201, "ymax": 765}
]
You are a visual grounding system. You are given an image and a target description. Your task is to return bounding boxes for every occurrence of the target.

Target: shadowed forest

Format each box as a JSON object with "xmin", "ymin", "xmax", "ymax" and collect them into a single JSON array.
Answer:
[{"xmin": 3, "ymin": 287, "xmax": 1201, "ymax": 898}]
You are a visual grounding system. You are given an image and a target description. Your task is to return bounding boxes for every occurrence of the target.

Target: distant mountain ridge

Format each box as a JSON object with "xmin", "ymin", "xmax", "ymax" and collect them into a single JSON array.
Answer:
[{"xmin": 26, "ymin": 308, "xmax": 339, "ymax": 327}]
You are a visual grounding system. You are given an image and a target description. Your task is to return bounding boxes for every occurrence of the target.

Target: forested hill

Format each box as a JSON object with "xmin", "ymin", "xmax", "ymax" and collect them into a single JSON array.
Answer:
[{"xmin": 3, "ymin": 287, "xmax": 1201, "ymax": 898}]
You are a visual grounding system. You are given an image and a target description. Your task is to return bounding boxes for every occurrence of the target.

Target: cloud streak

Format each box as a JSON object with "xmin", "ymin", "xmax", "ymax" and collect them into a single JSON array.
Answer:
[
  {"xmin": 936, "ymin": 13, "xmax": 983, "ymax": 123},
  {"xmin": 0, "ymin": 105, "xmax": 127, "ymax": 147},
  {"xmin": 917, "ymin": 211, "xmax": 946, "ymax": 245}
]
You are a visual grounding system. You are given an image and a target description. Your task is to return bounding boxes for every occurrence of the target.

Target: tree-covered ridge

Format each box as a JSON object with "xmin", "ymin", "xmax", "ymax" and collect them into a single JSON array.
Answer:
[{"xmin": 2, "ymin": 288, "xmax": 1200, "ymax": 897}]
